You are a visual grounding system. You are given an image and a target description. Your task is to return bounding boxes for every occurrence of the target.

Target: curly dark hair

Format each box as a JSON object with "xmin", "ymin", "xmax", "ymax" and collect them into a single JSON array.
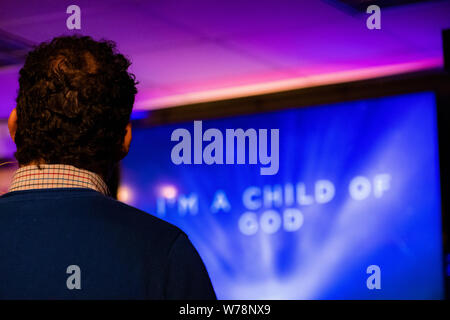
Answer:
[{"xmin": 14, "ymin": 35, "xmax": 138, "ymax": 178}]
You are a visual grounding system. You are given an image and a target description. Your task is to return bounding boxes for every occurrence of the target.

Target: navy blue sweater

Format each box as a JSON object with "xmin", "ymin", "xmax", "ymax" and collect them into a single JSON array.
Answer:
[{"xmin": 0, "ymin": 188, "xmax": 216, "ymax": 299}]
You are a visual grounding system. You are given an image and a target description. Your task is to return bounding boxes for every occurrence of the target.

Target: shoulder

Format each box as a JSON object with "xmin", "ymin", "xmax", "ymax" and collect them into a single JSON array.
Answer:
[{"xmin": 89, "ymin": 192, "xmax": 183, "ymax": 243}]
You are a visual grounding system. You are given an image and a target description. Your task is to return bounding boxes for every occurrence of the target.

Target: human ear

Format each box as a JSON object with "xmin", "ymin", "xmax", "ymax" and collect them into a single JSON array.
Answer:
[
  {"xmin": 8, "ymin": 108, "xmax": 17, "ymax": 143},
  {"xmin": 121, "ymin": 122, "xmax": 132, "ymax": 158}
]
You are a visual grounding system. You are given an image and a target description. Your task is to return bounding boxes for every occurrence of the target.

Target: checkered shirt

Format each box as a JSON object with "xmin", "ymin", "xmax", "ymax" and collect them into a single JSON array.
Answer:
[{"xmin": 8, "ymin": 164, "xmax": 109, "ymax": 196}]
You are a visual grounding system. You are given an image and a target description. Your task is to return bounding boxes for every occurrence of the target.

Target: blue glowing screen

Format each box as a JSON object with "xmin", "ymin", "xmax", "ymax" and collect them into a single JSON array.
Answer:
[{"xmin": 121, "ymin": 91, "xmax": 444, "ymax": 299}]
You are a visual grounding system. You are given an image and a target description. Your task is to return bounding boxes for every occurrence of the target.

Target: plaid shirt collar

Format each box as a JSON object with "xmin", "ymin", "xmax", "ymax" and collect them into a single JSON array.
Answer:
[{"xmin": 8, "ymin": 164, "xmax": 109, "ymax": 196}]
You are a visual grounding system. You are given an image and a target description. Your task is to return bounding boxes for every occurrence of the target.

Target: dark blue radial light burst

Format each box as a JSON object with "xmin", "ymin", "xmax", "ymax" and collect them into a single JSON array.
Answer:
[{"xmin": 121, "ymin": 91, "xmax": 444, "ymax": 299}]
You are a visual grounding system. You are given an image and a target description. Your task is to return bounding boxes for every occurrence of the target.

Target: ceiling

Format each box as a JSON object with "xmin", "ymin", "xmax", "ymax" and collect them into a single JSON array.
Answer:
[{"xmin": 0, "ymin": 0, "xmax": 449, "ymax": 119}]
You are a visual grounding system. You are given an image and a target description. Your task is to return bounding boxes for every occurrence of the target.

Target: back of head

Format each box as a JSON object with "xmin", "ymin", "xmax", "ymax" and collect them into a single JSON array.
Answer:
[{"xmin": 14, "ymin": 35, "xmax": 138, "ymax": 178}]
